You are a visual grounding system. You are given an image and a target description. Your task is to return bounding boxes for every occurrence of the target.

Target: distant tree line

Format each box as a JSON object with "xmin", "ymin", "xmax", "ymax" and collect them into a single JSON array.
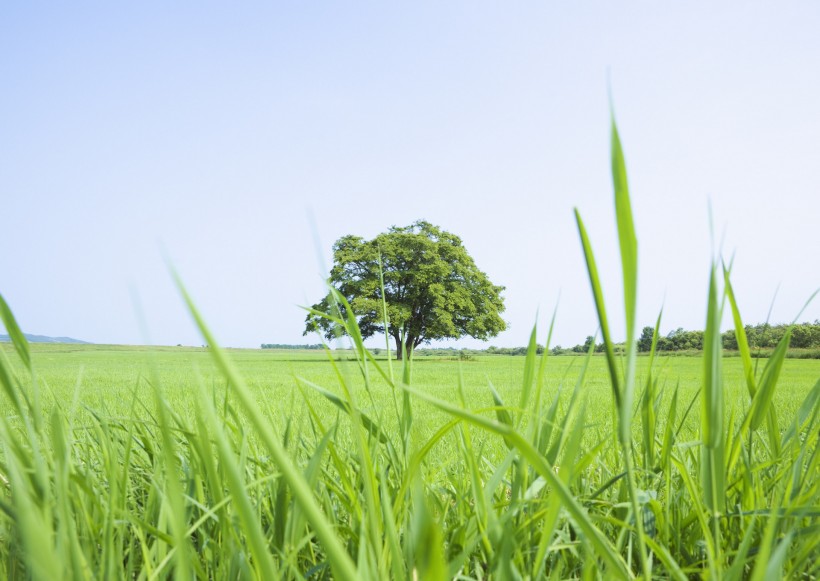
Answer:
[
  {"xmin": 547, "ymin": 321, "xmax": 820, "ymax": 354},
  {"xmin": 500, "ymin": 321, "xmax": 820, "ymax": 356},
  {"xmin": 720, "ymin": 321, "xmax": 820, "ymax": 350},
  {"xmin": 260, "ymin": 343, "xmax": 324, "ymax": 350},
  {"xmin": 486, "ymin": 345, "xmax": 546, "ymax": 356},
  {"xmin": 266, "ymin": 321, "xmax": 819, "ymax": 356},
  {"xmin": 633, "ymin": 321, "xmax": 820, "ymax": 352}
]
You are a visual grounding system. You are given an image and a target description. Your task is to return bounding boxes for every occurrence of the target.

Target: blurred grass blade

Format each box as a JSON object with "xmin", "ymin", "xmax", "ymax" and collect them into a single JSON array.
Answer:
[
  {"xmin": 0, "ymin": 293, "xmax": 31, "ymax": 371},
  {"xmin": 409, "ymin": 482, "xmax": 447, "ymax": 581},
  {"xmin": 701, "ymin": 264, "xmax": 725, "ymax": 577},
  {"xmin": 489, "ymin": 380, "xmax": 513, "ymax": 428},
  {"xmin": 0, "ymin": 337, "xmax": 25, "ymax": 415}
]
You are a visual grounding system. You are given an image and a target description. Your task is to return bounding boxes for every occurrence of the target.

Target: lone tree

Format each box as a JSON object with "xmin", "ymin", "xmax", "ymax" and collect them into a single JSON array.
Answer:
[{"xmin": 304, "ymin": 220, "xmax": 506, "ymax": 359}]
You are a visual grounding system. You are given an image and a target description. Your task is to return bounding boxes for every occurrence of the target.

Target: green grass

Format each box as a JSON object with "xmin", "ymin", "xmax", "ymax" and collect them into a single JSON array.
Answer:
[
  {"xmin": 4, "ymin": 343, "xmax": 818, "ymax": 445},
  {"xmin": 0, "ymin": 340, "xmax": 817, "ymax": 578},
  {"xmin": 1, "ymin": 114, "xmax": 818, "ymax": 579}
]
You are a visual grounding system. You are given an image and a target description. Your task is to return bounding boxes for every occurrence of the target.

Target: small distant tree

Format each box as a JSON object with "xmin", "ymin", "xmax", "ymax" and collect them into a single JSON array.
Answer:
[
  {"xmin": 638, "ymin": 326, "xmax": 654, "ymax": 352},
  {"xmin": 722, "ymin": 329, "xmax": 738, "ymax": 350},
  {"xmin": 304, "ymin": 220, "xmax": 506, "ymax": 359}
]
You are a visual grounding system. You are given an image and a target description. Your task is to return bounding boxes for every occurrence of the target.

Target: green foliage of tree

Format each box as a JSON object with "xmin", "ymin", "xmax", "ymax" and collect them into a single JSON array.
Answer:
[
  {"xmin": 486, "ymin": 345, "xmax": 544, "ymax": 356},
  {"xmin": 637, "ymin": 326, "xmax": 654, "ymax": 352},
  {"xmin": 730, "ymin": 320, "xmax": 820, "ymax": 350},
  {"xmin": 304, "ymin": 220, "xmax": 506, "ymax": 359},
  {"xmin": 658, "ymin": 327, "xmax": 704, "ymax": 351}
]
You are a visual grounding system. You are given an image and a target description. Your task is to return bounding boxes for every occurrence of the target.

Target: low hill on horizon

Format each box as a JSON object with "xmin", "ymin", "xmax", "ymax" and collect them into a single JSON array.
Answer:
[{"xmin": 0, "ymin": 333, "xmax": 90, "ymax": 344}]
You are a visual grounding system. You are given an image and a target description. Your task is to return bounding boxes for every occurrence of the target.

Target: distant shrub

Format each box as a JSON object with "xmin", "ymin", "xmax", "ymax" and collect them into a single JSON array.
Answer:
[
  {"xmin": 458, "ymin": 349, "xmax": 476, "ymax": 361},
  {"xmin": 261, "ymin": 343, "xmax": 323, "ymax": 350}
]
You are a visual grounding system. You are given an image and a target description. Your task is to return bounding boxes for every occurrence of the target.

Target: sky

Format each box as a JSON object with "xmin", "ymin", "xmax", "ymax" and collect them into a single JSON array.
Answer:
[{"xmin": 1, "ymin": 2, "xmax": 819, "ymax": 350}]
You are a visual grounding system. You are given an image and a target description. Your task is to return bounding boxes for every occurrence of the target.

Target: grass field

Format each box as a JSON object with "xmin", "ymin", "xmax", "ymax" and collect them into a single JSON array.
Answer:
[
  {"xmin": 7, "ymin": 342, "xmax": 820, "ymax": 451},
  {"xmin": 1, "ymin": 337, "xmax": 817, "ymax": 579}
]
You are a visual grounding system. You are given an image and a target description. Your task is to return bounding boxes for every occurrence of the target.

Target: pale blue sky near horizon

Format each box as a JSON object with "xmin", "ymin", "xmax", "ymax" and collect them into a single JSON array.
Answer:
[{"xmin": 1, "ymin": 2, "xmax": 819, "ymax": 350}]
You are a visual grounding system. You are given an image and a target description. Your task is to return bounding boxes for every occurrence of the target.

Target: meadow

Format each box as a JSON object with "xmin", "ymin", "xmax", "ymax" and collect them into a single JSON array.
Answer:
[
  {"xmin": 0, "ymin": 335, "xmax": 817, "ymax": 579},
  {"xmin": 1, "ymin": 119, "xmax": 818, "ymax": 579},
  {"xmin": 10, "ymin": 343, "xmax": 820, "ymax": 454}
]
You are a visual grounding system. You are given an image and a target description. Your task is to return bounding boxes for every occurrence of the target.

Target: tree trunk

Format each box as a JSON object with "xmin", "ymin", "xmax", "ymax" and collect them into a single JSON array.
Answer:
[
  {"xmin": 405, "ymin": 335, "xmax": 416, "ymax": 360},
  {"xmin": 393, "ymin": 335, "xmax": 416, "ymax": 360}
]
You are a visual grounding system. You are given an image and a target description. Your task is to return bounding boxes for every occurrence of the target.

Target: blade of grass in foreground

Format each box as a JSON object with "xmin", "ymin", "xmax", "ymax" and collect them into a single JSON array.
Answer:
[
  {"xmin": 0, "ymin": 292, "xmax": 31, "ymax": 371},
  {"xmin": 723, "ymin": 267, "xmax": 755, "ymax": 397},
  {"xmin": 173, "ymin": 271, "xmax": 358, "ymax": 580},
  {"xmin": 610, "ymin": 114, "xmax": 639, "ymax": 442},
  {"xmin": 576, "ymin": 111, "xmax": 650, "ymax": 579},
  {"xmin": 609, "ymin": 112, "xmax": 650, "ymax": 580},
  {"xmin": 701, "ymin": 264, "xmax": 725, "ymax": 578},
  {"xmin": 0, "ymin": 293, "xmax": 32, "ymax": 415},
  {"xmin": 574, "ymin": 210, "xmax": 621, "ymax": 409}
]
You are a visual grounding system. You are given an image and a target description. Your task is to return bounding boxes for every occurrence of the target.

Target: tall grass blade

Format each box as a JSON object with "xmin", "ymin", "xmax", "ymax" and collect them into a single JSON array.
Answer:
[
  {"xmin": 701, "ymin": 264, "xmax": 725, "ymax": 576},
  {"xmin": 610, "ymin": 115, "xmax": 639, "ymax": 444},
  {"xmin": 518, "ymin": 324, "xmax": 539, "ymax": 414},
  {"xmin": 723, "ymin": 266, "xmax": 756, "ymax": 397},
  {"xmin": 574, "ymin": 210, "xmax": 621, "ymax": 408},
  {"xmin": 610, "ymin": 115, "xmax": 638, "ymax": 345},
  {"xmin": 0, "ymin": 293, "xmax": 31, "ymax": 371}
]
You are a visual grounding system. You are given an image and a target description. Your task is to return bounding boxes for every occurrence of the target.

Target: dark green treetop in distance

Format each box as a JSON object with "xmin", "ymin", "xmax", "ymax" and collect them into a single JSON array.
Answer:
[{"xmin": 304, "ymin": 220, "xmax": 506, "ymax": 359}]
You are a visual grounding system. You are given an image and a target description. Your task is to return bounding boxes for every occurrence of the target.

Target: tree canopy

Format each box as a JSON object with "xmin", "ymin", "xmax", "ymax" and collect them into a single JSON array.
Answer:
[{"xmin": 304, "ymin": 220, "xmax": 506, "ymax": 359}]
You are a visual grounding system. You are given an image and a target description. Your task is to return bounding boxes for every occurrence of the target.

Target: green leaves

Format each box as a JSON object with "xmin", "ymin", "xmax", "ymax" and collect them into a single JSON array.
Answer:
[
  {"xmin": 304, "ymin": 220, "xmax": 506, "ymax": 358},
  {"xmin": 575, "ymin": 110, "xmax": 650, "ymax": 578}
]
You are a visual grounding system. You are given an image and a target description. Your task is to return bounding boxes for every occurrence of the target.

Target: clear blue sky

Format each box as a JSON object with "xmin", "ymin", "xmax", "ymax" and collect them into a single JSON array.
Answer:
[{"xmin": 2, "ymin": 3, "xmax": 818, "ymax": 349}]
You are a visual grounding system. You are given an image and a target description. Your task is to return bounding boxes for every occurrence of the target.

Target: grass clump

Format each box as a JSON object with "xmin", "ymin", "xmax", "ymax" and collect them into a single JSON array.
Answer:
[{"xmin": 0, "ymin": 116, "xmax": 818, "ymax": 579}]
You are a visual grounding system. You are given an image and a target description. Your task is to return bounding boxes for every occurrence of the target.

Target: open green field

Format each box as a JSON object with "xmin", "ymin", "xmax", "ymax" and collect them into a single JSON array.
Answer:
[
  {"xmin": 5, "ymin": 342, "xmax": 818, "ymax": 485},
  {"xmin": 8, "ymin": 342, "xmax": 820, "ymax": 450},
  {"xmin": 1, "ymin": 336, "xmax": 818, "ymax": 579}
]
